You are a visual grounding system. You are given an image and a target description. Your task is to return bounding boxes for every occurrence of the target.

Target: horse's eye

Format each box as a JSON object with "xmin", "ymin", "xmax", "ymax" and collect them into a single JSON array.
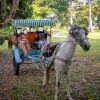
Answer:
[{"xmin": 76, "ymin": 32, "xmax": 79, "ymax": 35}]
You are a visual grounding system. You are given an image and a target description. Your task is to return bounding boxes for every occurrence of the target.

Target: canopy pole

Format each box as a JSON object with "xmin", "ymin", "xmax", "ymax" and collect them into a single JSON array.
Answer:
[{"xmin": 49, "ymin": 25, "xmax": 52, "ymax": 42}]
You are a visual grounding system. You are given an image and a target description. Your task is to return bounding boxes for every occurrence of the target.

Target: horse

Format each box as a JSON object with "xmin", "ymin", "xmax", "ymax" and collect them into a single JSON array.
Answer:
[
  {"xmin": 6, "ymin": 35, "xmax": 17, "ymax": 49},
  {"xmin": 42, "ymin": 24, "xmax": 90, "ymax": 100},
  {"xmin": 0, "ymin": 35, "xmax": 17, "ymax": 49}
]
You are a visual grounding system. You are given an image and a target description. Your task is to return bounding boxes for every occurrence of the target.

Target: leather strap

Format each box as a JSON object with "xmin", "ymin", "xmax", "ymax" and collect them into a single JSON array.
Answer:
[{"xmin": 55, "ymin": 56, "xmax": 71, "ymax": 63}]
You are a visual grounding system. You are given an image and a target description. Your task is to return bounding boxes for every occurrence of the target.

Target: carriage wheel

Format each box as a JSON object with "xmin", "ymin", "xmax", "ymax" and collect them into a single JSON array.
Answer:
[{"xmin": 13, "ymin": 55, "xmax": 20, "ymax": 75}]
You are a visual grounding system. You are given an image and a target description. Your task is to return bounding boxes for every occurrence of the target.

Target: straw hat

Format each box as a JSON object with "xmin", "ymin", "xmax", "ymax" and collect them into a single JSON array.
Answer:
[{"xmin": 38, "ymin": 27, "xmax": 43, "ymax": 32}]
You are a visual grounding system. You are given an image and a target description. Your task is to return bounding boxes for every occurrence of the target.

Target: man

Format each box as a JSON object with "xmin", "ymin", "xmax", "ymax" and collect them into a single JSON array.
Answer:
[
  {"xmin": 37, "ymin": 27, "xmax": 51, "ymax": 41},
  {"xmin": 27, "ymin": 27, "xmax": 38, "ymax": 43},
  {"xmin": 18, "ymin": 29, "xmax": 30, "ymax": 56},
  {"xmin": 37, "ymin": 27, "xmax": 51, "ymax": 61}
]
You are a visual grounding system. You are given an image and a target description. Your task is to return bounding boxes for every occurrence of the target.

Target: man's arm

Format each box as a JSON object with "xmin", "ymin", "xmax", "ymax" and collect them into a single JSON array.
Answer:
[{"xmin": 45, "ymin": 31, "xmax": 51, "ymax": 36}]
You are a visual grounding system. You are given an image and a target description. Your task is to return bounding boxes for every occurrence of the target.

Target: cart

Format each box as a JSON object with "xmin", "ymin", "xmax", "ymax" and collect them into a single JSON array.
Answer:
[{"xmin": 12, "ymin": 19, "xmax": 56, "ymax": 75}]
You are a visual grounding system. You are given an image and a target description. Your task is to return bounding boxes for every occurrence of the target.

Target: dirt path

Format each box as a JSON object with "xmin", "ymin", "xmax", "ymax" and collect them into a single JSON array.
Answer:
[
  {"xmin": 0, "ymin": 52, "xmax": 43, "ymax": 99},
  {"xmin": 0, "ymin": 52, "xmax": 100, "ymax": 100}
]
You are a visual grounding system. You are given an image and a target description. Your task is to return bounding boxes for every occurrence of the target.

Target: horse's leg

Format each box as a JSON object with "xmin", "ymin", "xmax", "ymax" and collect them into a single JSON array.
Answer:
[
  {"xmin": 64, "ymin": 66, "xmax": 73, "ymax": 100},
  {"xmin": 54, "ymin": 60, "xmax": 64, "ymax": 100},
  {"xmin": 42, "ymin": 56, "xmax": 54, "ymax": 86},
  {"xmin": 55, "ymin": 62, "xmax": 73, "ymax": 100},
  {"xmin": 55, "ymin": 71, "xmax": 60, "ymax": 100},
  {"xmin": 42, "ymin": 66, "xmax": 51, "ymax": 86}
]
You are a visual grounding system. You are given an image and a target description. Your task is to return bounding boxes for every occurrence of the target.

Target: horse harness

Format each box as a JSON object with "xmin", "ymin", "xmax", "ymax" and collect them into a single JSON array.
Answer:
[
  {"xmin": 54, "ymin": 41, "xmax": 72, "ymax": 64},
  {"xmin": 55, "ymin": 56, "xmax": 71, "ymax": 64}
]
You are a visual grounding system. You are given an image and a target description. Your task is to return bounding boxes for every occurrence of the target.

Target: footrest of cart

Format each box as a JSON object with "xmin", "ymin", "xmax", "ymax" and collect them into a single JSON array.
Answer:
[{"xmin": 27, "ymin": 56, "xmax": 48, "ymax": 64}]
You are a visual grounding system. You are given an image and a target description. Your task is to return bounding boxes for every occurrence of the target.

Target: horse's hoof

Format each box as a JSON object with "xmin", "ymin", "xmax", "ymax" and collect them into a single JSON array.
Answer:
[
  {"xmin": 69, "ymin": 98, "xmax": 73, "ymax": 100},
  {"xmin": 48, "ymin": 81, "xmax": 51, "ymax": 84},
  {"xmin": 68, "ymin": 97, "xmax": 73, "ymax": 100},
  {"xmin": 42, "ymin": 80, "xmax": 51, "ymax": 86},
  {"xmin": 54, "ymin": 95, "xmax": 58, "ymax": 100},
  {"xmin": 42, "ymin": 84, "xmax": 46, "ymax": 88},
  {"xmin": 42, "ymin": 82, "xmax": 47, "ymax": 87}
]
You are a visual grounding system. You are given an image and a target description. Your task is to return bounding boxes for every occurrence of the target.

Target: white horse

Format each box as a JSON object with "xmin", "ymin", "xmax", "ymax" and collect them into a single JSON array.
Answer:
[{"xmin": 42, "ymin": 25, "xmax": 90, "ymax": 100}]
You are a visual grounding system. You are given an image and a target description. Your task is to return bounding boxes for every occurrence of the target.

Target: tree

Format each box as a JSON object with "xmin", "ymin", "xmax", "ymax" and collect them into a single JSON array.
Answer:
[
  {"xmin": 0, "ymin": 0, "xmax": 33, "ymax": 27},
  {"xmin": 88, "ymin": 0, "xmax": 94, "ymax": 32},
  {"xmin": 69, "ymin": 0, "xmax": 75, "ymax": 25},
  {"xmin": 32, "ymin": 0, "xmax": 52, "ymax": 18},
  {"xmin": 0, "ymin": 0, "xmax": 20, "ymax": 27},
  {"xmin": 15, "ymin": 0, "xmax": 33, "ymax": 18},
  {"xmin": 32, "ymin": 0, "xmax": 69, "ymax": 26},
  {"xmin": 92, "ymin": 0, "xmax": 100, "ymax": 29},
  {"xmin": 0, "ymin": 0, "xmax": 7, "ymax": 19}
]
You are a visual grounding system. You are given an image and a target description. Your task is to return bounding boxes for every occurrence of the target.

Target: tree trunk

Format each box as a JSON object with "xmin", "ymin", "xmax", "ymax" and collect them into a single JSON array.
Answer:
[
  {"xmin": 70, "ymin": 0, "xmax": 73, "ymax": 25},
  {"xmin": 1, "ymin": 0, "xmax": 6, "ymax": 19},
  {"xmin": 88, "ymin": 0, "xmax": 94, "ymax": 32},
  {"xmin": 0, "ymin": 0, "xmax": 20, "ymax": 27}
]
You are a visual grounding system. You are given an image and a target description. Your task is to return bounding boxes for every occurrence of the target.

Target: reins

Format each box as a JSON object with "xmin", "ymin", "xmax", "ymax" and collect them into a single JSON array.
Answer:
[{"xmin": 46, "ymin": 40, "xmax": 75, "ymax": 68}]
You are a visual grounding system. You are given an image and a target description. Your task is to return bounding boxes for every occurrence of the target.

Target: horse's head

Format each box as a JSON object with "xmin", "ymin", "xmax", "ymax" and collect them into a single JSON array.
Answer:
[
  {"xmin": 69, "ymin": 24, "xmax": 90, "ymax": 51},
  {"xmin": 0, "ymin": 36, "xmax": 5, "ymax": 45}
]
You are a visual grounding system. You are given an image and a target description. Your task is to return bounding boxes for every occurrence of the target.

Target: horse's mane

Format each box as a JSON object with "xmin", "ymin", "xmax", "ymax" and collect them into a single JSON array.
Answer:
[{"xmin": 69, "ymin": 24, "xmax": 88, "ymax": 36}]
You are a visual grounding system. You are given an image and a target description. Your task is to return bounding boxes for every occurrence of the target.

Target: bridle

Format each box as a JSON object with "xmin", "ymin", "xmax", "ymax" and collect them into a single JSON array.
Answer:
[
  {"xmin": 70, "ymin": 27, "xmax": 88, "ymax": 43},
  {"xmin": 55, "ymin": 27, "xmax": 88, "ymax": 64},
  {"xmin": 76, "ymin": 37, "xmax": 88, "ymax": 43}
]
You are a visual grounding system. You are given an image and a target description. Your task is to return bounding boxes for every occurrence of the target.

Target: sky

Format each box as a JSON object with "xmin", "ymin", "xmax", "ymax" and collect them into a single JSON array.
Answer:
[{"xmin": 78, "ymin": 0, "xmax": 88, "ymax": 3}]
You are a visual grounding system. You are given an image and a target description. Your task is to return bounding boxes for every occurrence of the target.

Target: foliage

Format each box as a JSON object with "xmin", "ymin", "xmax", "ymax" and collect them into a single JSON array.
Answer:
[
  {"xmin": 0, "ymin": 25, "xmax": 13, "ymax": 35},
  {"xmin": 32, "ymin": 0, "xmax": 52, "ymax": 18},
  {"xmin": 0, "ymin": 0, "xmax": 99, "ymax": 28},
  {"xmin": 31, "ymin": 0, "xmax": 100, "ymax": 27},
  {"xmin": 32, "ymin": 0, "xmax": 70, "ymax": 26},
  {"xmin": 69, "ymin": 0, "xmax": 100, "ymax": 27},
  {"xmin": 15, "ymin": 0, "xmax": 33, "ymax": 18},
  {"xmin": 0, "ymin": 0, "xmax": 33, "ymax": 21}
]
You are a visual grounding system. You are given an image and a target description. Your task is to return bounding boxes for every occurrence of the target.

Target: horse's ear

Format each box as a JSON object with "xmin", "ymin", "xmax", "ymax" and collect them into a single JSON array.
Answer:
[
  {"xmin": 69, "ymin": 24, "xmax": 79, "ymax": 29},
  {"xmin": 69, "ymin": 23, "xmax": 74, "ymax": 28},
  {"xmin": 69, "ymin": 24, "xmax": 75, "ymax": 36}
]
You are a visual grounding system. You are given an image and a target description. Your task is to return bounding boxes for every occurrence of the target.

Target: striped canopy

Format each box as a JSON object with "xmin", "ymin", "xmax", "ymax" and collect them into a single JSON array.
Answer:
[{"xmin": 12, "ymin": 19, "xmax": 56, "ymax": 27}]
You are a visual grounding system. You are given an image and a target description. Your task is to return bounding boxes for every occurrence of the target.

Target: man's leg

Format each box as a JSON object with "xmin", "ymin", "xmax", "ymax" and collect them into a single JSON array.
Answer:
[
  {"xmin": 26, "ymin": 43, "xmax": 31, "ymax": 52},
  {"xmin": 18, "ymin": 43, "xmax": 27, "ymax": 55}
]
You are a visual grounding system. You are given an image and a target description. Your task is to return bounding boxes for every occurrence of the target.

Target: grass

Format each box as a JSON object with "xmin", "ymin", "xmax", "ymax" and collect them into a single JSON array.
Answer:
[
  {"xmin": 0, "ymin": 40, "xmax": 10, "ymax": 52},
  {"xmin": 86, "ymin": 85, "xmax": 100, "ymax": 100},
  {"xmin": 8, "ymin": 79, "xmax": 55, "ymax": 100}
]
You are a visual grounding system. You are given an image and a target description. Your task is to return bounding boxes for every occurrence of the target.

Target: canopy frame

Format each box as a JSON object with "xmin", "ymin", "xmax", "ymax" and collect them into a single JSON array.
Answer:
[
  {"xmin": 12, "ymin": 19, "xmax": 56, "ymax": 41},
  {"xmin": 12, "ymin": 19, "xmax": 56, "ymax": 28}
]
